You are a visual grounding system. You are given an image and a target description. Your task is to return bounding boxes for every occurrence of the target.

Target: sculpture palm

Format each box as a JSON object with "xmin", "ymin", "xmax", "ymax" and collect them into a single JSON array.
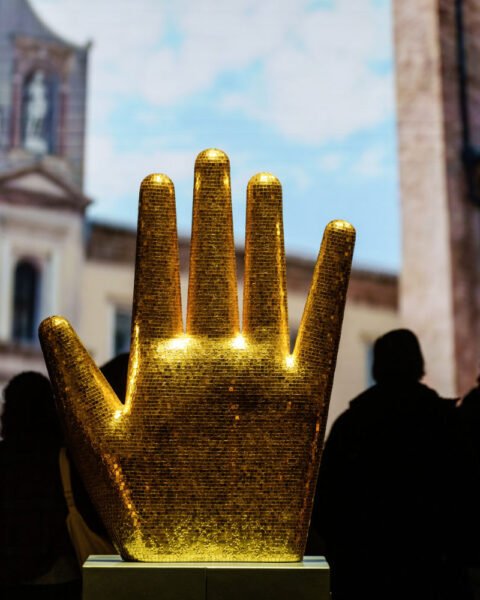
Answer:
[{"xmin": 39, "ymin": 149, "xmax": 355, "ymax": 562}]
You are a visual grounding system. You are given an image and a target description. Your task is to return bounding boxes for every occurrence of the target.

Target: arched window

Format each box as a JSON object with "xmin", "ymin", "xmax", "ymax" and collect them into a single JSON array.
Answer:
[{"xmin": 12, "ymin": 260, "xmax": 41, "ymax": 344}]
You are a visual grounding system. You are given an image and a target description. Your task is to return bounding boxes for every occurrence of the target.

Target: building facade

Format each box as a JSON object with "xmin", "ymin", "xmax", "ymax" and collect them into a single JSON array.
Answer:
[{"xmin": 0, "ymin": 0, "xmax": 399, "ymax": 429}]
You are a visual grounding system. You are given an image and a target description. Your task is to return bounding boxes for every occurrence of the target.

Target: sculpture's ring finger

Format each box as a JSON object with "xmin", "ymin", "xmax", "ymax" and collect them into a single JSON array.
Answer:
[{"xmin": 243, "ymin": 173, "xmax": 289, "ymax": 353}]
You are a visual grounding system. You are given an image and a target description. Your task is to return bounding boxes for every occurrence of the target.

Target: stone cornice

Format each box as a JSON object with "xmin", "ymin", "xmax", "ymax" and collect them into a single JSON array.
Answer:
[
  {"xmin": 0, "ymin": 340, "xmax": 43, "ymax": 359},
  {"xmin": 0, "ymin": 164, "xmax": 92, "ymax": 213}
]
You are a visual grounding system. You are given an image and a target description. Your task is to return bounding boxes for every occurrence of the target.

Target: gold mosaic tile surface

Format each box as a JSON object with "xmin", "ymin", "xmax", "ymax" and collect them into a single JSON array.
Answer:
[{"xmin": 39, "ymin": 149, "xmax": 355, "ymax": 562}]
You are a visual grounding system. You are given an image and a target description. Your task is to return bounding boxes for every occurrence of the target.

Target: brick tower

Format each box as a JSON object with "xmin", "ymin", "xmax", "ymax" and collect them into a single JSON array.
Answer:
[
  {"xmin": 394, "ymin": 0, "xmax": 480, "ymax": 397},
  {"xmin": 0, "ymin": 0, "xmax": 90, "ymax": 187}
]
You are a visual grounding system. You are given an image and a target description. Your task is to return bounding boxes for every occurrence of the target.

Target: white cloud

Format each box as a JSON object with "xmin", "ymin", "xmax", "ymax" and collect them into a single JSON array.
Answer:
[
  {"xmin": 32, "ymin": 0, "xmax": 393, "ymax": 144},
  {"xmin": 247, "ymin": 1, "xmax": 393, "ymax": 143},
  {"xmin": 85, "ymin": 133, "xmax": 196, "ymax": 211},
  {"xmin": 352, "ymin": 145, "xmax": 387, "ymax": 178},
  {"xmin": 318, "ymin": 152, "xmax": 344, "ymax": 171}
]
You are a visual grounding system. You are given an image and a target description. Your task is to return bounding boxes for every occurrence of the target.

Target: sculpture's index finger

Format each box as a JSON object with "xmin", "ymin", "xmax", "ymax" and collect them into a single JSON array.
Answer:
[
  {"xmin": 132, "ymin": 173, "xmax": 183, "ymax": 346},
  {"xmin": 294, "ymin": 220, "xmax": 355, "ymax": 383},
  {"xmin": 187, "ymin": 149, "xmax": 239, "ymax": 337}
]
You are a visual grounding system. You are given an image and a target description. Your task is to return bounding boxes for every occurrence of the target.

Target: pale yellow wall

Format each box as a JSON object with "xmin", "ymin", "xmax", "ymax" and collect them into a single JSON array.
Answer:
[
  {"xmin": 0, "ymin": 352, "xmax": 46, "ymax": 381},
  {"xmin": 327, "ymin": 302, "xmax": 400, "ymax": 431},
  {"xmin": 80, "ymin": 261, "xmax": 135, "ymax": 364},
  {"xmin": 288, "ymin": 284, "xmax": 398, "ymax": 431},
  {"xmin": 0, "ymin": 200, "xmax": 84, "ymax": 388},
  {"xmin": 289, "ymin": 286, "xmax": 400, "ymax": 431},
  {"xmin": 0, "ymin": 202, "xmax": 84, "ymax": 337}
]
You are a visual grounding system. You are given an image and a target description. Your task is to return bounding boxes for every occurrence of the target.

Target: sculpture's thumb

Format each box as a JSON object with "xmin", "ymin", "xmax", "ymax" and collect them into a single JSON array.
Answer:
[{"xmin": 39, "ymin": 316, "xmax": 122, "ymax": 448}]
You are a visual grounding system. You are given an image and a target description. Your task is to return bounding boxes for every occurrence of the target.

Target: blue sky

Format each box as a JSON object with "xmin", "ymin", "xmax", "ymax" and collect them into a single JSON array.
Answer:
[{"xmin": 32, "ymin": 0, "xmax": 399, "ymax": 272}]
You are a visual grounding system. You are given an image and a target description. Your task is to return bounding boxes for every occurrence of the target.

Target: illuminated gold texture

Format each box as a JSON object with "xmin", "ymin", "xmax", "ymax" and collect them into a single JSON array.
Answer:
[
  {"xmin": 127, "ymin": 173, "xmax": 183, "ymax": 413},
  {"xmin": 244, "ymin": 173, "xmax": 288, "ymax": 354},
  {"xmin": 132, "ymin": 173, "xmax": 182, "ymax": 340},
  {"xmin": 188, "ymin": 149, "xmax": 238, "ymax": 336},
  {"xmin": 39, "ymin": 149, "xmax": 355, "ymax": 563}
]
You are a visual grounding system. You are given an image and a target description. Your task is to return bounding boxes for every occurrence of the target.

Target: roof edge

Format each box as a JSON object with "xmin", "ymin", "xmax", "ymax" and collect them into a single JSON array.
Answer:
[
  {"xmin": 0, "ymin": 163, "xmax": 93, "ymax": 207},
  {"xmin": 23, "ymin": 0, "xmax": 90, "ymax": 52}
]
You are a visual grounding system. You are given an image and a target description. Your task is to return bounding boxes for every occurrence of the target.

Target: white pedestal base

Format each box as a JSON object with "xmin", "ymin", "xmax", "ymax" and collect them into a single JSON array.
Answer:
[{"xmin": 83, "ymin": 555, "xmax": 329, "ymax": 600}]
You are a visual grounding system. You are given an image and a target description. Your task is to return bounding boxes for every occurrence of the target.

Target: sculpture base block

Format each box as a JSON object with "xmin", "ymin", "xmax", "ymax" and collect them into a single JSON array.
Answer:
[{"xmin": 83, "ymin": 555, "xmax": 329, "ymax": 600}]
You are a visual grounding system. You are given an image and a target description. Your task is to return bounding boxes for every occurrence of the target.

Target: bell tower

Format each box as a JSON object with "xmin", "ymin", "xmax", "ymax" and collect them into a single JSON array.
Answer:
[
  {"xmin": 0, "ymin": 0, "xmax": 90, "ymax": 188},
  {"xmin": 394, "ymin": 0, "xmax": 480, "ymax": 397}
]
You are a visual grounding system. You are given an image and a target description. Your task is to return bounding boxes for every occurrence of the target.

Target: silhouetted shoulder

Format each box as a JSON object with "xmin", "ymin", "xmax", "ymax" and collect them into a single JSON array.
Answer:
[{"xmin": 347, "ymin": 381, "xmax": 445, "ymax": 416}]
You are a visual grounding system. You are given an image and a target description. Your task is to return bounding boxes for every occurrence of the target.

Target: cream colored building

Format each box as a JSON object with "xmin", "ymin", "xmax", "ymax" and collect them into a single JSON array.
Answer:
[{"xmin": 0, "ymin": 0, "xmax": 400, "ymax": 429}]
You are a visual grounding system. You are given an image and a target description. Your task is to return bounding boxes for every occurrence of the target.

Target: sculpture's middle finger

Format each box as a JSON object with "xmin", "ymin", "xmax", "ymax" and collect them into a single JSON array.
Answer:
[{"xmin": 186, "ymin": 149, "xmax": 239, "ymax": 337}]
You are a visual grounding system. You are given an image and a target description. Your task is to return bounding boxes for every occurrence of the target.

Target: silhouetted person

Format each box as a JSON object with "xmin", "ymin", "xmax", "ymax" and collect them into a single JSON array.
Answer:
[
  {"xmin": 101, "ymin": 353, "xmax": 129, "ymax": 403},
  {"xmin": 456, "ymin": 378, "xmax": 480, "ymax": 599},
  {"xmin": 306, "ymin": 329, "xmax": 460, "ymax": 600},
  {"xmin": 458, "ymin": 376, "xmax": 480, "ymax": 476},
  {"xmin": 0, "ymin": 372, "xmax": 81, "ymax": 598}
]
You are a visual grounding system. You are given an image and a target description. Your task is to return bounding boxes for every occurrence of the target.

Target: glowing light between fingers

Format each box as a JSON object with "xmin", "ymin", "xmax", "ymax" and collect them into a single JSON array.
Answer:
[
  {"xmin": 167, "ymin": 336, "xmax": 190, "ymax": 350},
  {"xmin": 232, "ymin": 334, "xmax": 247, "ymax": 350},
  {"xmin": 285, "ymin": 355, "xmax": 295, "ymax": 368},
  {"xmin": 114, "ymin": 410, "xmax": 123, "ymax": 420}
]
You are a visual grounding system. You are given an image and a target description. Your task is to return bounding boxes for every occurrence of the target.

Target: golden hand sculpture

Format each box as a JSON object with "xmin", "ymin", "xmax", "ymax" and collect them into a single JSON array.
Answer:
[{"xmin": 39, "ymin": 149, "xmax": 355, "ymax": 562}]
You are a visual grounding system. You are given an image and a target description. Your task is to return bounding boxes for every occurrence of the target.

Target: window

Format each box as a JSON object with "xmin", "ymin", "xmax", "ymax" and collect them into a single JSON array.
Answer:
[
  {"xmin": 113, "ymin": 309, "xmax": 131, "ymax": 356},
  {"xmin": 12, "ymin": 260, "xmax": 41, "ymax": 344},
  {"xmin": 365, "ymin": 341, "xmax": 375, "ymax": 388}
]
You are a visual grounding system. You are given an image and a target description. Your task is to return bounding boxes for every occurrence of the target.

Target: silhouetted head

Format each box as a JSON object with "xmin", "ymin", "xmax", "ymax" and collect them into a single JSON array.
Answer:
[
  {"xmin": 101, "ymin": 353, "xmax": 129, "ymax": 404},
  {"xmin": 372, "ymin": 329, "xmax": 424, "ymax": 384},
  {"xmin": 1, "ymin": 371, "xmax": 61, "ymax": 447}
]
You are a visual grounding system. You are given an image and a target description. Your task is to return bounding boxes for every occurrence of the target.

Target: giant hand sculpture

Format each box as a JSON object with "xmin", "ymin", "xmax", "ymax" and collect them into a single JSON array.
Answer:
[{"xmin": 39, "ymin": 149, "xmax": 355, "ymax": 562}]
